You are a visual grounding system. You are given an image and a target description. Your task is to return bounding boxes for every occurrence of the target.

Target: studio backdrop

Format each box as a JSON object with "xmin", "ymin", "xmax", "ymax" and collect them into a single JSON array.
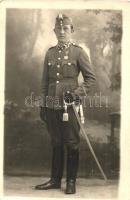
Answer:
[{"xmin": 4, "ymin": 9, "xmax": 121, "ymax": 178}]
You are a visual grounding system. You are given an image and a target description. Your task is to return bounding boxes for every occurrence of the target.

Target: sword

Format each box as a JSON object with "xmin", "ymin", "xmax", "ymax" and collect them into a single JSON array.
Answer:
[
  {"xmin": 72, "ymin": 103, "xmax": 107, "ymax": 181},
  {"xmin": 63, "ymin": 91, "xmax": 107, "ymax": 181}
]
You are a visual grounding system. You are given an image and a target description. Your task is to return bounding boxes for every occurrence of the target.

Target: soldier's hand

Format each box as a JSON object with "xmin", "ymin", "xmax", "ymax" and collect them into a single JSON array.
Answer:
[{"xmin": 40, "ymin": 106, "xmax": 47, "ymax": 122}]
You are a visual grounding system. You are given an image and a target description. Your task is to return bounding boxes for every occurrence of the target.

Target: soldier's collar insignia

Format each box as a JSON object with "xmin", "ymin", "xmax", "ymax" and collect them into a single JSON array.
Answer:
[{"xmin": 57, "ymin": 42, "xmax": 71, "ymax": 51}]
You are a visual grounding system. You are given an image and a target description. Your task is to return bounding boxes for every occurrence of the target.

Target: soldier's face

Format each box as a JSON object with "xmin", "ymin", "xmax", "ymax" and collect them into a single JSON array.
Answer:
[{"xmin": 54, "ymin": 25, "xmax": 73, "ymax": 43}]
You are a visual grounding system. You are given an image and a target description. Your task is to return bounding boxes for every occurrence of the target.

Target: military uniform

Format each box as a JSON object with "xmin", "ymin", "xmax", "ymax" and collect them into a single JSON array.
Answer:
[
  {"xmin": 35, "ymin": 14, "xmax": 96, "ymax": 194},
  {"xmin": 41, "ymin": 42, "xmax": 96, "ymax": 147},
  {"xmin": 42, "ymin": 42, "xmax": 95, "ymax": 109}
]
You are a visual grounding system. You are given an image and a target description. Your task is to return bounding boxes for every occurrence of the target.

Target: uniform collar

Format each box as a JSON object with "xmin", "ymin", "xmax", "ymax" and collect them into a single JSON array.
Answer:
[{"xmin": 57, "ymin": 42, "xmax": 71, "ymax": 51}]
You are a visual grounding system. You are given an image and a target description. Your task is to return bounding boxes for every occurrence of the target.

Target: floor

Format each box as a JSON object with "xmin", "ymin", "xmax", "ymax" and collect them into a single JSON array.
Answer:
[{"xmin": 4, "ymin": 176, "xmax": 119, "ymax": 199}]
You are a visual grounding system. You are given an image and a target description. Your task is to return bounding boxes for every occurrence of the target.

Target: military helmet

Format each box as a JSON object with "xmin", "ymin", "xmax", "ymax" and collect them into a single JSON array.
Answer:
[{"xmin": 55, "ymin": 14, "xmax": 74, "ymax": 32}]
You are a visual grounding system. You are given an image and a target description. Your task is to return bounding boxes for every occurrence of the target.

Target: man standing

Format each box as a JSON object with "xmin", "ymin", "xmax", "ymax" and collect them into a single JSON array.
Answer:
[{"xmin": 35, "ymin": 14, "xmax": 96, "ymax": 194}]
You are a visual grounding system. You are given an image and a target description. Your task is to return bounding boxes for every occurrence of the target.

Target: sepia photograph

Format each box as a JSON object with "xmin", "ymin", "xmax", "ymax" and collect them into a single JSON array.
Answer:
[{"xmin": 0, "ymin": 1, "xmax": 130, "ymax": 200}]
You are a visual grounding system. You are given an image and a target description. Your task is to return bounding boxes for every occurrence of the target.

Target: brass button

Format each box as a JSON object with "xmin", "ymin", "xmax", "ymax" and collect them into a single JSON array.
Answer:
[
  {"xmin": 68, "ymin": 62, "xmax": 71, "ymax": 66},
  {"xmin": 57, "ymin": 65, "xmax": 60, "ymax": 68},
  {"xmin": 64, "ymin": 56, "xmax": 68, "ymax": 60},
  {"xmin": 57, "ymin": 73, "xmax": 60, "ymax": 76},
  {"xmin": 48, "ymin": 62, "xmax": 51, "ymax": 66},
  {"xmin": 58, "ymin": 57, "xmax": 61, "ymax": 60},
  {"xmin": 59, "ymin": 50, "xmax": 61, "ymax": 53},
  {"xmin": 56, "ymin": 81, "xmax": 59, "ymax": 83}
]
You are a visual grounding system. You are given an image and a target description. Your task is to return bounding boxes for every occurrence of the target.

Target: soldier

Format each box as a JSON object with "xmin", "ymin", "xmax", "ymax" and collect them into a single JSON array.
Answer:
[{"xmin": 35, "ymin": 14, "xmax": 96, "ymax": 194}]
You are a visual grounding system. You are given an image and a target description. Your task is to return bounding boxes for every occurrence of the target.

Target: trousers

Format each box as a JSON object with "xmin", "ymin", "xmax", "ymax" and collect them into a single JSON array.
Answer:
[{"xmin": 46, "ymin": 106, "xmax": 80, "ymax": 149}]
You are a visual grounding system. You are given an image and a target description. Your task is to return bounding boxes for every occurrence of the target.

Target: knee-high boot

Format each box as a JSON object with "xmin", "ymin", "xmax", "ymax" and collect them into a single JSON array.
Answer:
[
  {"xmin": 65, "ymin": 147, "xmax": 79, "ymax": 194},
  {"xmin": 35, "ymin": 146, "xmax": 64, "ymax": 190},
  {"xmin": 51, "ymin": 146, "xmax": 64, "ymax": 182}
]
